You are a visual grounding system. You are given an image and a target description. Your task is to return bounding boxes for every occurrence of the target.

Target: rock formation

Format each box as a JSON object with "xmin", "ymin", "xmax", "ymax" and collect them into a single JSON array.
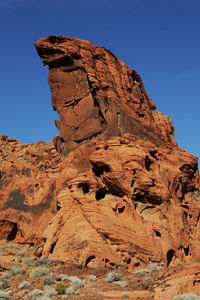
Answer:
[{"xmin": 0, "ymin": 36, "xmax": 200, "ymax": 271}]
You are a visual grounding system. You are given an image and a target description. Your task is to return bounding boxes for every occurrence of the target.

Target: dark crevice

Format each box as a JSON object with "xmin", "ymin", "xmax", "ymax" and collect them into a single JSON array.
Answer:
[
  {"xmin": 181, "ymin": 204, "xmax": 189, "ymax": 210},
  {"xmin": 196, "ymin": 213, "xmax": 200, "ymax": 226},
  {"xmin": 127, "ymin": 257, "xmax": 131, "ymax": 264},
  {"xmin": 7, "ymin": 223, "xmax": 18, "ymax": 241},
  {"xmin": 118, "ymin": 206, "xmax": 125, "ymax": 213},
  {"xmin": 49, "ymin": 242, "xmax": 57, "ymax": 254},
  {"xmin": 85, "ymin": 255, "xmax": 96, "ymax": 266},
  {"xmin": 103, "ymin": 234, "xmax": 109, "ymax": 239},
  {"xmin": 56, "ymin": 203, "xmax": 61, "ymax": 211},
  {"xmin": 166, "ymin": 249, "xmax": 175, "ymax": 267},
  {"xmin": 155, "ymin": 230, "xmax": 161, "ymax": 237},
  {"xmin": 149, "ymin": 150, "xmax": 158, "ymax": 160},
  {"xmin": 78, "ymin": 182, "xmax": 90, "ymax": 194},
  {"xmin": 92, "ymin": 164, "xmax": 111, "ymax": 177},
  {"xmin": 95, "ymin": 188, "xmax": 107, "ymax": 200},
  {"xmin": 145, "ymin": 156, "xmax": 151, "ymax": 171},
  {"xmin": 184, "ymin": 246, "xmax": 189, "ymax": 256}
]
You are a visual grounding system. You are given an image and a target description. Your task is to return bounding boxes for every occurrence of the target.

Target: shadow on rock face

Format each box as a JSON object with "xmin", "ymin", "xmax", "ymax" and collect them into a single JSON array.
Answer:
[{"xmin": 35, "ymin": 35, "xmax": 177, "ymax": 155}]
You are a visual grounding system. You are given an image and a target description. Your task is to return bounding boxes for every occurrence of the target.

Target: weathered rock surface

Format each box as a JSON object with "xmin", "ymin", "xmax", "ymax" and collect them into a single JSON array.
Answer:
[
  {"xmin": 0, "ymin": 36, "xmax": 200, "ymax": 272},
  {"xmin": 35, "ymin": 35, "xmax": 177, "ymax": 154}
]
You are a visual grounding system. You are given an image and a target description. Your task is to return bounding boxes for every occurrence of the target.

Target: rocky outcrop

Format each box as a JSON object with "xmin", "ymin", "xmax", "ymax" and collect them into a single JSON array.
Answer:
[
  {"xmin": 35, "ymin": 35, "xmax": 177, "ymax": 155},
  {"xmin": 0, "ymin": 36, "xmax": 199, "ymax": 271}
]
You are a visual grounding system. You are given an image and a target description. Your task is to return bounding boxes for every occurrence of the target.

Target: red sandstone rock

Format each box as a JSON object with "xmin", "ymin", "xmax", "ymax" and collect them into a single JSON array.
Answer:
[{"xmin": 0, "ymin": 37, "xmax": 199, "ymax": 272}]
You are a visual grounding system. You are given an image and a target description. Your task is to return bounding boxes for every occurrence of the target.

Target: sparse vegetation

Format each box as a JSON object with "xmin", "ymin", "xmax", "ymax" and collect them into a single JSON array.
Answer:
[
  {"xmin": 122, "ymin": 291, "xmax": 129, "ymax": 298},
  {"xmin": 54, "ymin": 283, "xmax": 68, "ymax": 295},
  {"xmin": 18, "ymin": 280, "xmax": 30, "ymax": 289},
  {"xmin": 173, "ymin": 294, "xmax": 200, "ymax": 300},
  {"xmin": 29, "ymin": 289, "xmax": 43, "ymax": 299},
  {"xmin": 0, "ymin": 291, "xmax": 10, "ymax": 299},
  {"xmin": 115, "ymin": 280, "xmax": 128, "ymax": 287},
  {"xmin": 0, "ymin": 279, "xmax": 9, "ymax": 289},
  {"xmin": 29, "ymin": 266, "xmax": 52, "ymax": 278},
  {"xmin": 21, "ymin": 257, "xmax": 34, "ymax": 265},
  {"xmin": 88, "ymin": 275, "xmax": 97, "ymax": 282},
  {"xmin": 43, "ymin": 276, "xmax": 56, "ymax": 285},
  {"xmin": 105, "ymin": 272, "xmax": 122, "ymax": 282}
]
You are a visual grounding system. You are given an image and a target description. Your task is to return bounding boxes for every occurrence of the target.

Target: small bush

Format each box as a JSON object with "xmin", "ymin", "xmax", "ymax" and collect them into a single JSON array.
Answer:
[
  {"xmin": 0, "ymin": 291, "xmax": 10, "ymax": 299},
  {"xmin": 16, "ymin": 250, "xmax": 25, "ymax": 257},
  {"xmin": 115, "ymin": 280, "xmax": 128, "ymax": 288},
  {"xmin": 134, "ymin": 268, "xmax": 149, "ymax": 276},
  {"xmin": 148, "ymin": 263, "xmax": 163, "ymax": 272},
  {"xmin": 88, "ymin": 275, "xmax": 97, "ymax": 282},
  {"xmin": 173, "ymin": 294, "xmax": 200, "ymax": 300},
  {"xmin": 22, "ymin": 257, "xmax": 34, "ymax": 265},
  {"xmin": 43, "ymin": 276, "xmax": 56, "ymax": 286},
  {"xmin": 65, "ymin": 276, "xmax": 84, "ymax": 288},
  {"xmin": 65, "ymin": 286, "xmax": 78, "ymax": 295},
  {"xmin": 29, "ymin": 266, "xmax": 52, "ymax": 278},
  {"xmin": 29, "ymin": 289, "xmax": 43, "ymax": 300},
  {"xmin": 0, "ymin": 280, "xmax": 9, "ymax": 289},
  {"xmin": 11, "ymin": 265, "xmax": 23, "ymax": 275},
  {"xmin": 122, "ymin": 292, "xmax": 129, "ymax": 298},
  {"xmin": 57, "ymin": 274, "xmax": 68, "ymax": 281},
  {"xmin": 13, "ymin": 291, "xmax": 26, "ymax": 298},
  {"xmin": 34, "ymin": 257, "xmax": 51, "ymax": 266},
  {"xmin": 6, "ymin": 242, "xmax": 19, "ymax": 249},
  {"xmin": 105, "ymin": 272, "xmax": 122, "ymax": 283},
  {"xmin": 18, "ymin": 280, "xmax": 30, "ymax": 289},
  {"xmin": 0, "ymin": 247, "xmax": 5, "ymax": 256},
  {"xmin": 54, "ymin": 283, "xmax": 68, "ymax": 295},
  {"xmin": 43, "ymin": 287, "xmax": 57, "ymax": 297},
  {"xmin": 17, "ymin": 156, "xmax": 25, "ymax": 161},
  {"xmin": 0, "ymin": 273, "xmax": 12, "ymax": 280}
]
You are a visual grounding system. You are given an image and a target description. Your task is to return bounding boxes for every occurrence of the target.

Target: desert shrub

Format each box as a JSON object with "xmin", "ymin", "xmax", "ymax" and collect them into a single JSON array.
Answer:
[
  {"xmin": 148, "ymin": 263, "xmax": 163, "ymax": 272},
  {"xmin": 43, "ymin": 276, "xmax": 56, "ymax": 286},
  {"xmin": 134, "ymin": 268, "xmax": 149, "ymax": 276},
  {"xmin": 173, "ymin": 294, "xmax": 200, "ymax": 300},
  {"xmin": 105, "ymin": 272, "xmax": 122, "ymax": 283},
  {"xmin": 17, "ymin": 156, "xmax": 25, "ymax": 161},
  {"xmin": 5, "ymin": 242, "xmax": 19, "ymax": 249},
  {"xmin": 34, "ymin": 257, "xmax": 51, "ymax": 266},
  {"xmin": 11, "ymin": 265, "xmax": 23, "ymax": 275},
  {"xmin": 18, "ymin": 280, "xmax": 30, "ymax": 289},
  {"xmin": 65, "ymin": 276, "xmax": 84, "ymax": 288},
  {"xmin": 43, "ymin": 287, "xmax": 57, "ymax": 297},
  {"xmin": 194, "ymin": 191, "xmax": 200, "ymax": 201},
  {"xmin": 115, "ymin": 280, "xmax": 128, "ymax": 288},
  {"xmin": 16, "ymin": 250, "xmax": 25, "ymax": 257},
  {"xmin": 0, "ymin": 273, "xmax": 12, "ymax": 280},
  {"xmin": 54, "ymin": 283, "xmax": 68, "ymax": 295},
  {"xmin": 88, "ymin": 275, "xmax": 97, "ymax": 282},
  {"xmin": 0, "ymin": 291, "xmax": 10, "ymax": 299},
  {"xmin": 29, "ymin": 266, "xmax": 52, "ymax": 278},
  {"xmin": 22, "ymin": 257, "xmax": 34, "ymax": 265},
  {"xmin": 29, "ymin": 289, "xmax": 43, "ymax": 300},
  {"xmin": 13, "ymin": 291, "xmax": 26, "ymax": 298},
  {"xmin": 0, "ymin": 247, "xmax": 5, "ymax": 256},
  {"xmin": 65, "ymin": 286, "xmax": 78, "ymax": 295},
  {"xmin": 57, "ymin": 274, "xmax": 68, "ymax": 281},
  {"xmin": 0, "ymin": 280, "xmax": 9, "ymax": 289},
  {"xmin": 122, "ymin": 292, "xmax": 129, "ymax": 298}
]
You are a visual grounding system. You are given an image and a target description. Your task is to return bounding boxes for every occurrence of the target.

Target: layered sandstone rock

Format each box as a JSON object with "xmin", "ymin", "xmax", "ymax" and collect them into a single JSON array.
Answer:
[
  {"xmin": 0, "ymin": 36, "xmax": 199, "ymax": 271},
  {"xmin": 35, "ymin": 35, "xmax": 177, "ymax": 154}
]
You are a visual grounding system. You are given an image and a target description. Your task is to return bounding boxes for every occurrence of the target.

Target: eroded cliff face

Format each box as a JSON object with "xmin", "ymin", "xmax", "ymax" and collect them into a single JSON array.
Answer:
[
  {"xmin": 35, "ymin": 35, "xmax": 177, "ymax": 154},
  {"xmin": 0, "ymin": 36, "xmax": 199, "ymax": 271}
]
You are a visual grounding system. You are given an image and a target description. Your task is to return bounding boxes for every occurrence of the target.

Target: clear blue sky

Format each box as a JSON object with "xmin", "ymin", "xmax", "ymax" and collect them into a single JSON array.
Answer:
[{"xmin": 0, "ymin": 0, "xmax": 200, "ymax": 159}]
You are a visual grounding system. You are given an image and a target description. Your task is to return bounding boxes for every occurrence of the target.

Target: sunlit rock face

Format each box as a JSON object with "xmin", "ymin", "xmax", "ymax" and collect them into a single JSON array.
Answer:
[
  {"xmin": 0, "ymin": 37, "xmax": 199, "ymax": 272},
  {"xmin": 35, "ymin": 35, "xmax": 177, "ymax": 154}
]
